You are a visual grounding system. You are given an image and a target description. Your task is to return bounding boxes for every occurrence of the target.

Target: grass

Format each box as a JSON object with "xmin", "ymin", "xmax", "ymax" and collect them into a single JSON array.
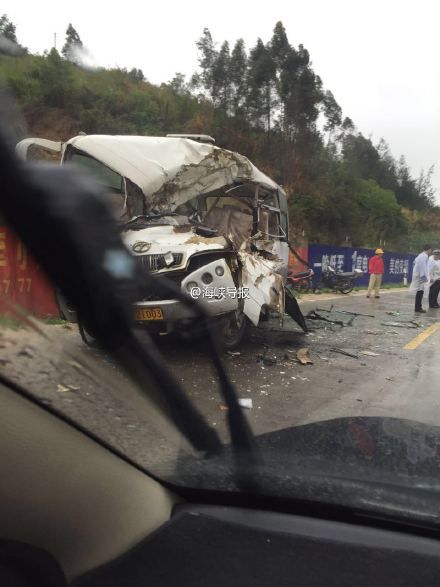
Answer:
[
  {"xmin": 0, "ymin": 315, "xmax": 25, "ymax": 330},
  {"xmin": 0, "ymin": 314, "xmax": 67, "ymax": 330},
  {"xmin": 42, "ymin": 317, "xmax": 68, "ymax": 325}
]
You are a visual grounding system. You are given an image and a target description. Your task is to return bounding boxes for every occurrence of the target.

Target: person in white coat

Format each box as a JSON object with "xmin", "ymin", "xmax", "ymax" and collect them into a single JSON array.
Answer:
[
  {"xmin": 411, "ymin": 244, "xmax": 433, "ymax": 313},
  {"xmin": 428, "ymin": 250, "xmax": 440, "ymax": 308}
]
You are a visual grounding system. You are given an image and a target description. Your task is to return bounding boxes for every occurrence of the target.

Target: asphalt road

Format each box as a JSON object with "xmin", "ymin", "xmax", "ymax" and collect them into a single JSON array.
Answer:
[{"xmin": 1, "ymin": 288, "xmax": 440, "ymax": 470}]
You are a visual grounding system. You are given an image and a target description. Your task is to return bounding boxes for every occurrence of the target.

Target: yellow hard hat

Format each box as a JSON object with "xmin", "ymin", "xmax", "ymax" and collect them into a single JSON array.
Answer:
[{"xmin": 375, "ymin": 248, "xmax": 384, "ymax": 254}]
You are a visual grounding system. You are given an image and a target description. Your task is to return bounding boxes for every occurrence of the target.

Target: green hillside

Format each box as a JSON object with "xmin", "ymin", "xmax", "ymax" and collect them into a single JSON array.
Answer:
[{"xmin": 1, "ymin": 16, "xmax": 438, "ymax": 252}]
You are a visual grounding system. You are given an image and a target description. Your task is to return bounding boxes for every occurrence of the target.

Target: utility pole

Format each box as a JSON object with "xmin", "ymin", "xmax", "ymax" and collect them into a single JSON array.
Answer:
[{"xmin": 54, "ymin": 32, "xmax": 57, "ymax": 50}]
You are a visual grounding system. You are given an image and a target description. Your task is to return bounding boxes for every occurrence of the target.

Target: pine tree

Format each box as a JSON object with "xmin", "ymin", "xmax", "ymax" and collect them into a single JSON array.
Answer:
[
  {"xmin": 247, "ymin": 39, "xmax": 276, "ymax": 130},
  {"xmin": 0, "ymin": 14, "xmax": 17, "ymax": 42},
  {"xmin": 0, "ymin": 14, "xmax": 26, "ymax": 54},
  {"xmin": 322, "ymin": 90, "xmax": 342, "ymax": 133},
  {"xmin": 195, "ymin": 28, "xmax": 217, "ymax": 94},
  {"xmin": 230, "ymin": 39, "xmax": 247, "ymax": 115},
  {"xmin": 211, "ymin": 41, "xmax": 231, "ymax": 111},
  {"xmin": 62, "ymin": 24, "xmax": 83, "ymax": 62}
]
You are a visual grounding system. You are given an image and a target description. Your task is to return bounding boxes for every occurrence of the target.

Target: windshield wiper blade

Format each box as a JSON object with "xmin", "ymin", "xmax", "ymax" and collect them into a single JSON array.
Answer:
[{"xmin": 123, "ymin": 212, "xmax": 177, "ymax": 225}]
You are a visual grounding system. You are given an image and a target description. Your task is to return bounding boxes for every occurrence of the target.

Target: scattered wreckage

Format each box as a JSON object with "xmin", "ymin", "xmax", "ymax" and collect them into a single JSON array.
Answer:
[{"xmin": 17, "ymin": 134, "xmax": 307, "ymax": 348}]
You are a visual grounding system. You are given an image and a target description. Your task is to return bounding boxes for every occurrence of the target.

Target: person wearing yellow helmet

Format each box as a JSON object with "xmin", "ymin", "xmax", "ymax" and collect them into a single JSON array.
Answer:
[{"xmin": 366, "ymin": 248, "xmax": 384, "ymax": 299}]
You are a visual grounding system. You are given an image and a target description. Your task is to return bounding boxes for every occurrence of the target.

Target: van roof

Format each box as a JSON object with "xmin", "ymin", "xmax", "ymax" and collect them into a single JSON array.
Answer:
[{"xmin": 64, "ymin": 135, "xmax": 282, "ymax": 209}]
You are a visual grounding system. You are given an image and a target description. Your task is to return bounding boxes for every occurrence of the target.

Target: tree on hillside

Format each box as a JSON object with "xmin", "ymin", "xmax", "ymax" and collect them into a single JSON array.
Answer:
[
  {"xmin": 128, "ymin": 68, "xmax": 145, "ymax": 83},
  {"xmin": 211, "ymin": 41, "xmax": 231, "ymax": 110},
  {"xmin": 168, "ymin": 72, "xmax": 188, "ymax": 95},
  {"xmin": 62, "ymin": 24, "xmax": 83, "ymax": 62},
  {"xmin": 416, "ymin": 165, "xmax": 436, "ymax": 208},
  {"xmin": 322, "ymin": 90, "xmax": 342, "ymax": 133},
  {"xmin": 246, "ymin": 38, "xmax": 277, "ymax": 130},
  {"xmin": 0, "ymin": 14, "xmax": 26, "ymax": 54},
  {"xmin": 0, "ymin": 14, "xmax": 17, "ymax": 42},
  {"xmin": 270, "ymin": 21, "xmax": 290, "ymax": 68},
  {"xmin": 195, "ymin": 28, "xmax": 217, "ymax": 93},
  {"xmin": 230, "ymin": 39, "xmax": 247, "ymax": 115}
]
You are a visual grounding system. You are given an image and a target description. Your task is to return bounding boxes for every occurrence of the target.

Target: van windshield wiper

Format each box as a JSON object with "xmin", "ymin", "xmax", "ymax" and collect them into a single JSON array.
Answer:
[{"xmin": 122, "ymin": 212, "xmax": 178, "ymax": 230}]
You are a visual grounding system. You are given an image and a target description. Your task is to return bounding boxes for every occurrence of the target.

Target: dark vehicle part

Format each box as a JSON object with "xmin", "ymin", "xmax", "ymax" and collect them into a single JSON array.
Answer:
[
  {"xmin": 78, "ymin": 318, "xmax": 98, "ymax": 347},
  {"xmin": 284, "ymin": 285, "xmax": 308, "ymax": 332},
  {"xmin": 55, "ymin": 289, "xmax": 77, "ymax": 323}
]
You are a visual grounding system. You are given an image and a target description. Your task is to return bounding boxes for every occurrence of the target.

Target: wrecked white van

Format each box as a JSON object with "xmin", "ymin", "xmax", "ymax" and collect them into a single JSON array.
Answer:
[{"xmin": 17, "ymin": 134, "xmax": 306, "ymax": 348}]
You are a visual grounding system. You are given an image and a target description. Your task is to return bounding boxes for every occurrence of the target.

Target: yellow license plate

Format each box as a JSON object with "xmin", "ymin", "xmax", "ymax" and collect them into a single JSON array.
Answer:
[{"xmin": 134, "ymin": 308, "xmax": 164, "ymax": 321}]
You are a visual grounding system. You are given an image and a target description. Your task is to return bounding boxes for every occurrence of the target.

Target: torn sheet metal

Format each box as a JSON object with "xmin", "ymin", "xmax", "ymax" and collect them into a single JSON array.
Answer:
[
  {"xmin": 285, "ymin": 286, "xmax": 308, "ymax": 332},
  {"xmin": 239, "ymin": 249, "xmax": 284, "ymax": 326},
  {"xmin": 56, "ymin": 135, "xmax": 280, "ymax": 209}
]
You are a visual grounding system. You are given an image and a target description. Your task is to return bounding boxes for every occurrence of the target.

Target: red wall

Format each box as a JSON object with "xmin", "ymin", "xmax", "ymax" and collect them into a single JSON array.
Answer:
[{"xmin": 0, "ymin": 227, "xmax": 59, "ymax": 317}]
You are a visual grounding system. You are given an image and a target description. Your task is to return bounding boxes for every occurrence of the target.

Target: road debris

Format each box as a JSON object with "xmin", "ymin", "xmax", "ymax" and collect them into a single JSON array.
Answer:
[
  {"xmin": 317, "ymin": 306, "xmax": 374, "ymax": 318},
  {"xmin": 227, "ymin": 351, "xmax": 241, "ymax": 357},
  {"xmin": 306, "ymin": 310, "xmax": 344, "ymax": 327},
  {"xmin": 386, "ymin": 311, "xmax": 400, "ymax": 317},
  {"xmin": 238, "ymin": 398, "xmax": 253, "ymax": 409},
  {"xmin": 56, "ymin": 384, "xmax": 70, "ymax": 392},
  {"xmin": 18, "ymin": 347, "xmax": 34, "ymax": 358},
  {"xmin": 330, "ymin": 347, "xmax": 359, "ymax": 359},
  {"xmin": 256, "ymin": 350, "xmax": 277, "ymax": 366},
  {"xmin": 297, "ymin": 347, "xmax": 313, "ymax": 365},
  {"xmin": 381, "ymin": 321, "xmax": 419, "ymax": 329},
  {"xmin": 359, "ymin": 350, "xmax": 380, "ymax": 357},
  {"xmin": 364, "ymin": 330, "xmax": 383, "ymax": 335}
]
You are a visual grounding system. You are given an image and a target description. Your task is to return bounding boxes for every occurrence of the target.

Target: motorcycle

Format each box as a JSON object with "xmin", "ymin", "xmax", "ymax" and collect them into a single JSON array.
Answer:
[
  {"xmin": 314, "ymin": 266, "xmax": 363, "ymax": 294},
  {"xmin": 287, "ymin": 268, "xmax": 315, "ymax": 293}
]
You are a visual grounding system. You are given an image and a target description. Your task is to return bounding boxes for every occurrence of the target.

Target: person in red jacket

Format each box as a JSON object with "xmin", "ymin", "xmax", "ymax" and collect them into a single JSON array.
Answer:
[{"xmin": 366, "ymin": 248, "xmax": 385, "ymax": 298}]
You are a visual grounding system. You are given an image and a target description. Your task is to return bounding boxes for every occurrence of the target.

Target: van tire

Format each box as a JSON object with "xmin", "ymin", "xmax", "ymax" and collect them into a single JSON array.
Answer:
[{"xmin": 217, "ymin": 309, "xmax": 248, "ymax": 350}]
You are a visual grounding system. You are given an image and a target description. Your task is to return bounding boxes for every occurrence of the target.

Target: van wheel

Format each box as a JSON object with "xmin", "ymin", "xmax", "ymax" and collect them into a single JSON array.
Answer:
[{"xmin": 218, "ymin": 310, "xmax": 248, "ymax": 350}]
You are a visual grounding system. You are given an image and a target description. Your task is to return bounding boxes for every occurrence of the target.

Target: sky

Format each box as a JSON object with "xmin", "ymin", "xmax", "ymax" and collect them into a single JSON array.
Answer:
[{"xmin": 3, "ymin": 0, "xmax": 440, "ymax": 198}]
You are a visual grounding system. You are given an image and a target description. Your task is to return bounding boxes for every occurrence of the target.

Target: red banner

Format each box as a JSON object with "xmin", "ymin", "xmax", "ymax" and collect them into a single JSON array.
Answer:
[{"xmin": 0, "ymin": 227, "xmax": 59, "ymax": 317}]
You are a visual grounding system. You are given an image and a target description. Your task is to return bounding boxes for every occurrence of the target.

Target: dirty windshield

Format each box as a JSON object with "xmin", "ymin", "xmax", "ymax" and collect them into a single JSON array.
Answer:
[{"xmin": 2, "ymin": 4, "xmax": 440, "ymax": 525}]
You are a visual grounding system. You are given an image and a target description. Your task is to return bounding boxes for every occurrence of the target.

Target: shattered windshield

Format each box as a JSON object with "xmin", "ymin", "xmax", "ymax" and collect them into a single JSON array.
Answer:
[{"xmin": 3, "ymin": 9, "xmax": 440, "ymax": 528}]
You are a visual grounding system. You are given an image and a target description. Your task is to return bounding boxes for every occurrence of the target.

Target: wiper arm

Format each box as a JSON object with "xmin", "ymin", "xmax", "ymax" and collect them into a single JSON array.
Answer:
[{"xmin": 123, "ymin": 211, "xmax": 177, "ymax": 226}]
